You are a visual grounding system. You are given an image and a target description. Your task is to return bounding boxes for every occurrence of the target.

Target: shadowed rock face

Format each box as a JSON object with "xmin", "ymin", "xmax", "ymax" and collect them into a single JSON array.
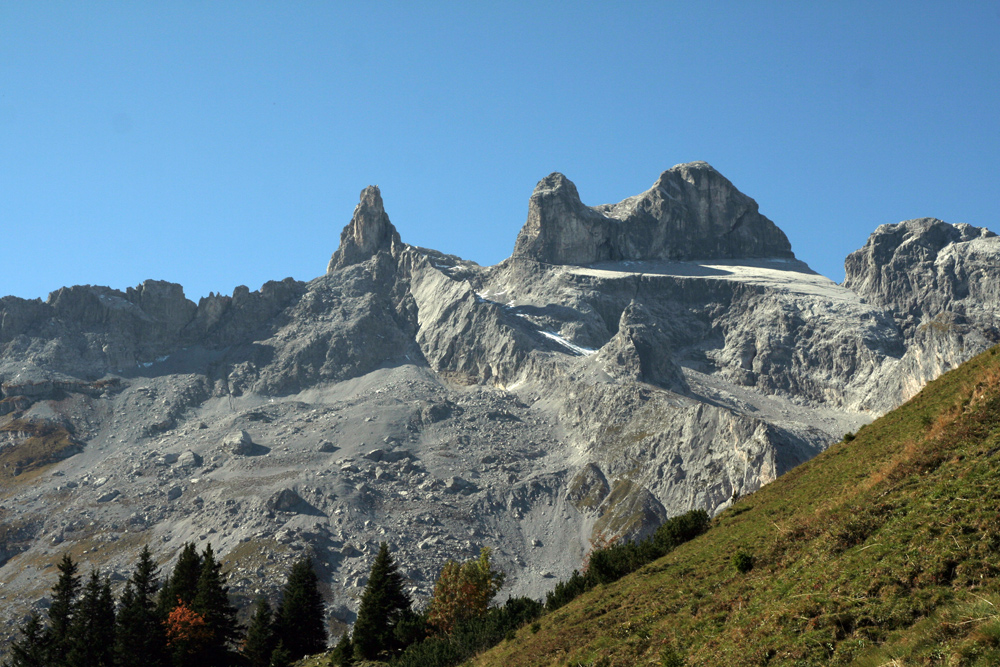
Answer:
[
  {"xmin": 512, "ymin": 162, "xmax": 794, "ymax": 265},
  {"xmin": 327, "ymin": 185, "xmax": 403, "ymax": 272}
]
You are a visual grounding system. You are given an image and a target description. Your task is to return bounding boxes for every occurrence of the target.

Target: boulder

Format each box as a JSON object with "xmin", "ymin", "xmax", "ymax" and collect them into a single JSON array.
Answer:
[
  {"xmin": 223, "ymin": 430, "xmax": 267, "ymax": 456},
  {"xmin": 267, "ymin": 488, "xmax": 304, "ymax": 513},
  {"xmin": 175, "ymin": 450, "xmax": 202, "ymax": 469},
  {"xmin": 96, "ymin": 489, "xmax": 120, "ymax": 503}
]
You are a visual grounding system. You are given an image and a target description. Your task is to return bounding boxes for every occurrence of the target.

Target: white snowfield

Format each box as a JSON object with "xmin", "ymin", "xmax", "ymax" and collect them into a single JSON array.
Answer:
[{"xmin": 570, "ymin": 257, "xmax": 860, "ymax": 304}]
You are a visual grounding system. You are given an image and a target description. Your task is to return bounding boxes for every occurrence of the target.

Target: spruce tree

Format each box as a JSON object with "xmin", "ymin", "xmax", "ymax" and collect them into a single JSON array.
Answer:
[
  {"xmin": 3, "ymin": 613, "xmax": 47, "ymax": 667},
  {"xmin": 352, "ymin": 542, "xmax": 411, "ymax": 660},
  {"xmin": 44, "ymin": 554, "xmax": 80, "ymax": 666},
  {"xmin": 269, "ymin": 641, "xmax": 291, "ymax": 667},
  {"xmin": 274, "ymin": 556, "xmax": 327, "ymax": 660},
  {"xmin": 157, "ymin": 542, "xmax": 202, "ymax": 615},
  {"xmin": 242, "ymin": 597, "xmax": 276, "ymax": 667},
  {"xmin": 66, "ymin": 570, "xmax": 116, "ymax": 667},
  {"xmin": 328, "ymin": 633, "xmax": 354, "ymax": 667},
  {"xmin": 116, "ymin": 546, "xmax": 168, "ymax": 667},
  {"xmin": 191, "ymin": 544, "xmax": 241, "ymax": 666}
]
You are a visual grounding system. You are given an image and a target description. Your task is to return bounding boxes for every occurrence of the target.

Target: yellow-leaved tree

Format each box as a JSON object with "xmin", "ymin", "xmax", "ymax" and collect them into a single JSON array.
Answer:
[{"xmin": 426, "ymin": 547, "xmax": 506, "ymax": 634}]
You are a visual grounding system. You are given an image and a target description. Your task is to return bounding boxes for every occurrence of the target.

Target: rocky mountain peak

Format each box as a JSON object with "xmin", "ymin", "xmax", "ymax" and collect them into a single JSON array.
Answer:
[
  {"xmin": 512, "ymin": 162, "xmax": 794, "ymax": 265},
  {"xmin": 327, "ymin": 185, "xmax": 403, "ymax": 272},
  {"xmin": 844, "ymin": 218, "xmax": 999, "ymax": 328}
]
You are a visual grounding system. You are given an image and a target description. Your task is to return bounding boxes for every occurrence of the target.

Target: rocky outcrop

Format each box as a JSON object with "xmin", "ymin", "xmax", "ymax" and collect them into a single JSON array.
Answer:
[
  {"xmin": 512, "ymin": 162, "xmax": 793, "ymax": 265},
  {"xmin": 844, "ymin": 218, "xmax": 1000, "ymax": 333},
  {"xmin": 595, "ymin": 301, "xmax": 688, "ymax": 391},
  {"xmin": 327, "ymin": 186, "xmax": 403, "ymax": 272},
  {"xmin": 844, "ymin": 218, "xmax": 1000, "ymax": 410}
]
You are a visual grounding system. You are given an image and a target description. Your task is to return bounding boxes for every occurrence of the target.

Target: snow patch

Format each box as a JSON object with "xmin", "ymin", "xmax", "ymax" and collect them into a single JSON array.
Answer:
[{"xmin": 539, "ymin": 331, "xmax": 596, "ymax": 357}]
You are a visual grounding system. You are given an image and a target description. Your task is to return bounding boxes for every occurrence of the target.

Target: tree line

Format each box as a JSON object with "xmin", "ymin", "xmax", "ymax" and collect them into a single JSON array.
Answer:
[
  {"xmin": 5, "ymin": 508, "xmax": 711, "ymax": 667},
  {"xmin": 4, "ymin": 543, "xmax": 325, "ymax": 667}
]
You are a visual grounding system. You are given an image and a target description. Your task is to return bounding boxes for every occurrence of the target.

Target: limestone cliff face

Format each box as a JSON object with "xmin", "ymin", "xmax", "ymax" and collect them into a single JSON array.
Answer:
[
  {"xmin": 843, "ymin": 218, "xmax": 1000, "ymax": 411},
  {"xmin": 844, "ymin": 218, "xmax": 999, "ymax": 331},
  {"xmin": 512, "ymin": 162, "xmax": 794, "ymax": 265},
  {"xmin": 327, "ymin": 185, "xmax": 402, "ymax": 272}
]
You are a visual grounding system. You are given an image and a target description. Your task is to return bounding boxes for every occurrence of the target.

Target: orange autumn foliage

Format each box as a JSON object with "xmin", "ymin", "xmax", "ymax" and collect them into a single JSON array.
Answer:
[
  {"xmin": 164, "ymin": 600, "xmax": 211, "ymax": 648},
  {"xmin": 427, "ymin": 547, "xmax": 505, "ymax": 634}
]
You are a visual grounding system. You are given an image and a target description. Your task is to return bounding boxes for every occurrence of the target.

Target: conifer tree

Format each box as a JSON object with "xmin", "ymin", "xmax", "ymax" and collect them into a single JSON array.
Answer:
[
  {"xmin": 352, "ymin": 542, "xmax": 411, "ymax": 660},
  {"xmin": 274, "ymin": 556, "xmax": 327, "ymax": 660},
  {"xmin": 242, "ymin": 597, "xmax": 276, "ymax": 667},
  {"xmin": 269, "ymin": 640, "xmax": 291, "ymax": 667},
  {"xmin": 66, "ymin": 570, "xmax": 116, "ymax": 667},
  {"xmin": 44, "ymin": 554, "xmax": 80, "ymax": 666},
  {"xmin": 3, "ymin": 613, "xmax": 47, "ymax": 667},
  {"xmin": 328, "ymin": 633, "xmax": 354, "ymax": 667},
  {"xmin": 157, "ymin": 542, "xmax": 202, "ymax": 615},
  {"xmin": 191, "ymin": 543, "xmax": 241, "ymax": 666},
  {"xmin": 116, "ymin": 545, "xmax": 168, "ymax": 667}
]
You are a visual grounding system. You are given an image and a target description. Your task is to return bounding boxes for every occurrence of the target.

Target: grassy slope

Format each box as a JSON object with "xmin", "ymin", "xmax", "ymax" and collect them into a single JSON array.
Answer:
[{"xmin": 471, "ymin": 344, "xmax": 1000, "ymax": 666}]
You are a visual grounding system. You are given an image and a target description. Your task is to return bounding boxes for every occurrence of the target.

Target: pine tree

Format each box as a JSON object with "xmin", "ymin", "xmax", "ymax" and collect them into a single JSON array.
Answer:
[
  {"xmin": 116, "ymin": 545, "xmax": 168, "ymax": 667},
  {"xmin": 157, "ymin": 542, "xmax": 202, "ymax": 615},
  {"xmin": 44, "ymin": 554, "xmax": 80, "ymax": 666},
  {"xmin": 328, "ymin": 633, "xmax": 354, "ymax": 667},
  {"xmin": 273, "ymin": 556, "xmax": 327, "ymax": 660},
  {"xmin": 269, "ymin": 641, "xmax": 291, "ymax": 667},
  {"xmin": 66, "ymin": 570, "xmax": 116, "ymax": 667},
  {"xmin": 352, "ymin": 542, "xmax": 412, "ymax": 661},
  {"xmin": 3, "ymin": 613, "xmax": 47, "ymax": 667},
  {"xmin": 191, "ymin": 543, "xmax": 242, "ymax": 666},
  {"xmin": 242, "ymin": 597, "xmax": 276, "ymax": 667}
]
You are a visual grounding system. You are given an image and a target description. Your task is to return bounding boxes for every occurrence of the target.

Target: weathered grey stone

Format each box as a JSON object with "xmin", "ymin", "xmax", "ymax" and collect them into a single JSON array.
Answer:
[
  {"xmin": 595, "ymin": 301, "xmax": 688, "ymax": 391},
  {"xmin": 444, "ymin": 476, "xmax": 476, "ymax": 494},
  {"xmin": 175, "ymin": 451, "xmax": 202, "ymax": 469},
  {"xmin": 223, "ymin": 429, "xmax": 267, "ymax": 456},
  {"xmin": 512, "ymin": 162, "xmax": 794, "ymax": 265},
  {"xmin": 224, "ymin": 430, "xmax": 254, "ymax": 454},
  {"xmin": 267, "ymin": 488, "xmax": 304, "ymax": 513},
  {"xmin": 327, "ymin": 186, "xmax": 403, "ymax": 272},
  {"xmin": 1, "ymin": 163, "xmax": 999, "ymax": 636},
  {"xmin": 96, "ymin": 489, "xmax": 120, "ymax": 503},
  {"xmin": 566, "ymin": 463, "xmax": 610, "ymax": 512}
]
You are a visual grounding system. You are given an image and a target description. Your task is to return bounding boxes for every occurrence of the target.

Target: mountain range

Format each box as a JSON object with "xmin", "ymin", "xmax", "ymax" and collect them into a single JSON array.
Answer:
[{"xmin": 1, "ymin": 161, "xmax": 997, "ymax": 642}]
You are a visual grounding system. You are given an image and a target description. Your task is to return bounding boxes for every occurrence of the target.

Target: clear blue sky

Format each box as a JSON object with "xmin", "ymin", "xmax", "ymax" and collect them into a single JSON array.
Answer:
[{"xmin": 2, "ymin": 2, "xmax": 997, "ymax": 301}]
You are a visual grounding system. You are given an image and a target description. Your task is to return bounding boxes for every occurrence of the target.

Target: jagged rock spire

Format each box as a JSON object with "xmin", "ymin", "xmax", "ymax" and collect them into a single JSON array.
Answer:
[
  {"xmin": 327, "ymin": 185, "xmax": 402, "ymax": 273},
  {"xmin": 512, "ymin": 162, "xmax": 794, "ymax": 265}
]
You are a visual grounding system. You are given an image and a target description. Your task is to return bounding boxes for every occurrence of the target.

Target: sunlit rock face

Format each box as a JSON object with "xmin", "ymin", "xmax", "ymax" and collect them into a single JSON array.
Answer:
[{"xmin": 512, "ymin": 162, "xmax": 793, "ymax": 265}]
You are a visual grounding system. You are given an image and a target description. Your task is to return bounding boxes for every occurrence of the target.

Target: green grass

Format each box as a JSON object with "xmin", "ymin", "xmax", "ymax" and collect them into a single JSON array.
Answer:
[{"xmin": 468, "ymin": 344, "xmax": 1000, "ymax": 666}]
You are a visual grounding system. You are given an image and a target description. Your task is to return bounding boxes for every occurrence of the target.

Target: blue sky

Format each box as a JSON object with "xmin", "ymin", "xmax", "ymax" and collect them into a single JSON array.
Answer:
[{"xmin": 2, "ymin": 2, "xmax": 997, "ymax": 301}]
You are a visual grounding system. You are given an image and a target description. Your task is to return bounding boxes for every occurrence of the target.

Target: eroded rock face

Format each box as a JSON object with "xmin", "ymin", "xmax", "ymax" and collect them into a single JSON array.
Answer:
[
  {"xmin": 595, "ymin": 301, "xmax": 688, "ymax": 391},
  {"xmin": 842, "ymin": 218, "xmax": 1000, "ymax": 411},
  {"xmin": 327, "ymin": 185, "xmax": 403, "ymax": 272},
  {"xmin": 844, "ymin": 218, "xmax": 1000, "ymax": 331},
  {"xmin": 512, "ymin": 162, "xmax": 794, "ymax": 265}
]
